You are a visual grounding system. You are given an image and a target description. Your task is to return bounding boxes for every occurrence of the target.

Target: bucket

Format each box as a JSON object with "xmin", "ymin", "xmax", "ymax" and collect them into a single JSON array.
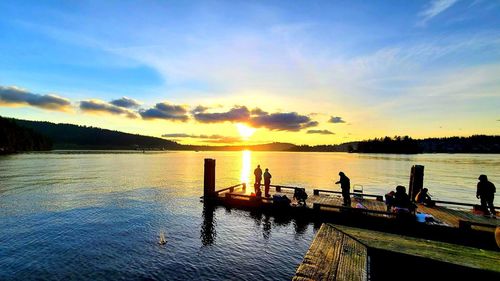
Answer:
[{"xmin": 416, "ymin": 213, "xmax": 426, "ymax": 223}]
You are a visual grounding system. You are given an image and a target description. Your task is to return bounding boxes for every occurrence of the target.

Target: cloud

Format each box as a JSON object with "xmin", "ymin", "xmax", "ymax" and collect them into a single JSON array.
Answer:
[
  {"xmin": 80, "ymin": 100, "xmax": 137, "ymax": 118},
  {"xmin": 249, "ymin": 112, "xmax": 318, "ymax": 131},
  {"xmin": 191, "ymin": 105, "xmax": 209, "ymax": 113},
  {"xmin": 193, "ymin": 106, "xmax": 250, "ymax": 123},
  {"xmin": 0, "ymin": 86, "xmax": 71, "ymax": 111},
  {"xmin": 110, "ymin": 97, "xmax": 141, "ymax": 108},
  {"xmin": 417, "ymin": 0, "xmax": 459, "ymax": 26},
  {"xmin": 192, "ymin": 105, "xmax": 319, "ymax": 131},
  {"xmin": 307, "ymin": 129, "xmax": 335, "ymax": 135},
  {"xmin": 161, "ymin": 133, "xmax": 241, "ymax": 143},
  {"xmin": 329, "ymin": 116, "xmax": 346, "ymax": 123},
  {"xmin": 203, "ymin": 136, "xmax": 242, "ymax": 143},
  {"xmin": 250, "ymin": 107, "xmax": 268, "ymax": 116},
  {"xmin": 140, "ymin": 102, "xmax": 189, "ymax": 121}
]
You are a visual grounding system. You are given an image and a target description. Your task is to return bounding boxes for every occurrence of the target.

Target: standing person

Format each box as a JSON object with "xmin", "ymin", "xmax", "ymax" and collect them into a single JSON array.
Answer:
[
  {"xmin": 335, "ymin": 172, "xmax": 351, "ymax": 206},
  {"xmin": 254, "ymin": 165, "xmax": 262, "ymax": 194},
  {"xmin": 477, "ymin": 175, "xmax": 496, "ymax": 216},
  {"xmin": 264, "ymin": 168, "xmax": 272, "ymax": 197}
]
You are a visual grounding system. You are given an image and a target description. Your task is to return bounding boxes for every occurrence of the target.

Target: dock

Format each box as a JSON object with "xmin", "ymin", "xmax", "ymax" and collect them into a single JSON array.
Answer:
[
  {"xmin": 213, "ymin": 184, "xmax": 499, "ymax": 229},
  {"xmin": 293, "ymin": 224, "xmax": 500, "ymax": 280}
]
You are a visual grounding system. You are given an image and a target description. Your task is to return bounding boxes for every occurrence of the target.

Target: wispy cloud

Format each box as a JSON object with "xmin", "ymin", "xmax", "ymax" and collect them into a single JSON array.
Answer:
[
  {"xmin": 0, "ymin": 86, "xmax": 71, "ymax": 111},
  {"xmin": 307, "ymin": 129, "xmax": 335, "ymax": 135},
  {"xmin": 80, "ymin": 99, "xmax": 138, "ymax": 118},
  {"xmin": 417, "ymin": 0, "xmax": 459, "ymax": 26},
  {"xmin": 161, "ymin": 133, "xmax": 241, "ymax": 143}
]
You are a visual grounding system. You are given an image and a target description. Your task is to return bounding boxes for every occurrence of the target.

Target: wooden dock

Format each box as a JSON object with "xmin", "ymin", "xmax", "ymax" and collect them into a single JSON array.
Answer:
[
  {"xmin": 293, "ymin": 224, "xmax": 500, "ymax": 280},
  {"xmin": 210, "ymin": 183, "xmax": 499, "ymax": 231}
]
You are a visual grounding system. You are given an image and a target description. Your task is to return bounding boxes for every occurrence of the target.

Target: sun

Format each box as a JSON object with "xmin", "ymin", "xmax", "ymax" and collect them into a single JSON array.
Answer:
[{"xmin": 236, "ymin": 123, "xmax": 256, "ymax": 139}]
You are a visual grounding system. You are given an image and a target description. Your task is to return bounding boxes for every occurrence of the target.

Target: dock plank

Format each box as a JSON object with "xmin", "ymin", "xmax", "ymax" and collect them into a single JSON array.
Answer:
[
  {"xmin": 333, "ymin": 224, "xmax": 500, "ymax": 273},
  {"xmin": 293, "ymin": 224, "xmax": 368, "ymax": 281}
]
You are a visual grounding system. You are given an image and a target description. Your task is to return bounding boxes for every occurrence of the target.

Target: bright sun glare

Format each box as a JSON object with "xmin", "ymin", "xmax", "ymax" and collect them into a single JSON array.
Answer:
[{"xmin": 236, "ymin": 123, "xmax": 256, "ymax": 139}]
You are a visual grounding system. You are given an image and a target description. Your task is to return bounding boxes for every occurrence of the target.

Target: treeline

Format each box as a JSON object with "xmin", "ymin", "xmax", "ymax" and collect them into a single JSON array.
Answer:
[
  {"xmin": 419, "ymin": 135, "xmax": 500, "ymax": 153},
  {"xmin": 292, "ymin": 135, "xmax": 500, "ymax": 154},
  {"xmin": 288, "ymin": 142, "xmax": 355, "ymax": 152},
  {"xmin": 0, "ymin": 116, "xmax": 52, "ymax": 154},
  {"xmin": 355, "ymin": 136, "xmax": 421, "ymax": 154},
  {"xmin": 12, "ymin": 118, "xmax": 182, "ymax": 150}
]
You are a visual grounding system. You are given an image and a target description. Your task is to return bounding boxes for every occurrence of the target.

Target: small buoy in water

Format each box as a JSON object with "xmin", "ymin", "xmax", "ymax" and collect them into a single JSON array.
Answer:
[{"xmin": 159, "ymin": 231, "xmax": 167, "ymax": 245}]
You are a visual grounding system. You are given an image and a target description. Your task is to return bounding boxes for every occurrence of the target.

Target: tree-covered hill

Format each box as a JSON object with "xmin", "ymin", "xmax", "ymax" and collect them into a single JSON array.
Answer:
[
  {"xmin": 11, "ymin": 118, "xmax": 182, "ymax": 150},
  {"xmin": 0, "ymin": 116, "xmax": 52, "ymax": 154}
]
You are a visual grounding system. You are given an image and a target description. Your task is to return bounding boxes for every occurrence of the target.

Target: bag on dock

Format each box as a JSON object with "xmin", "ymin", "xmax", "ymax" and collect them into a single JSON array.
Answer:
[{"xmin": 273, "ymin": 195, "xmax": 291, "ymax": 206}]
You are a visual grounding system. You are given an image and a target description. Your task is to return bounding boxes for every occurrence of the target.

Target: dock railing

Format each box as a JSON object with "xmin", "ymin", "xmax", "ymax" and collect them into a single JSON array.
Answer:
[
  {"xmin": 432, "ymin": 200, "xmax": 499, "ymax": 210},
  {"xmin": 313, "ymin": 189, "xmax": 384, "ymax": 201},
  {"xmin": 214, "ymin": 183, "xmax": 246, "ymax": 195},
  {"xmin": 312, "ymin": 202, "xmax": 397, "ymax": 217},
  {"xmin": 213, "ymin": 183, "xmax": 499, "ymax": 211}
]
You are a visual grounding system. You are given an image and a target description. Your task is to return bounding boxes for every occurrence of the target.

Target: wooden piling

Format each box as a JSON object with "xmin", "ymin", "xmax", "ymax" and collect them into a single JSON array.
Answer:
[
  {"xmin": 204, "ymin": 158, "xmax": 216, "ymax": 198},
  {"xmin": 409, "ymin": 165, "xmax": 424, "ymax": 201}
]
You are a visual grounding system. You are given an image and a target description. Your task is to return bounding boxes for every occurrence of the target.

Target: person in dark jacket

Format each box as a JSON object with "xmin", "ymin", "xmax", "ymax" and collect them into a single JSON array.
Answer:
[
  {"xmin": 335, "ymin": 172, "xmax": 351, "ymax": 206},
  {"xmin": 254, "ymin": 165, "xmax": 262, "ymax": 195},
  {"xmin": 263, "ymin": 168, "xmax": 272, "ymax": 197},
  {"xmin": 477, "ymin": 174, "xmax": 496, "ymax": 216},
  {"xmin": 393, "ymin": 185, "xmax": 412, "ymax": 210}
]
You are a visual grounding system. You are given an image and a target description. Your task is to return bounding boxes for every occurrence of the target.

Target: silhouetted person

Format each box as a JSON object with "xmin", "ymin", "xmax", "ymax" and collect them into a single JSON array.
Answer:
[
  {"xmin": 264, "ymin": 168, "xmax": 272, "ymax": 197},
  {"xmin": 254, "ymin": 165, "xmax": 262, "ymax": 194},
  {"xmin": 385, "ymin": 191, "xmax": 395, "ymax": 211},
  {"xmin": 335, "ymin": 172, "xmax": 351, "ymax": 206},
  {"xmin": 477, "ymin": 174, "xmax": 496, "ymax": 216},
  {"xmin": 393, "ymin": 185, "xmax": 414, "ymax": 212},
  {"xmin": 415, "ymin": 188, "xmax": 433, "ymax": 206}
]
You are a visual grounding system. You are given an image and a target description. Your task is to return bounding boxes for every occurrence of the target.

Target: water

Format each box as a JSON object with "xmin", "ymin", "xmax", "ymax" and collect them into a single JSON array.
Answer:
[{"xmin": 0, "ymin": 151, "xmax": 498, "ymax": 280}]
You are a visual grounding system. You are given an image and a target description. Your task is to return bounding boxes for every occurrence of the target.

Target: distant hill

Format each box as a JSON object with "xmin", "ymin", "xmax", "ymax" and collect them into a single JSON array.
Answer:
[
  {"xmin": 0, "ymin": 116, "xmax": 52, "ymax": 154},
  {"xmin": 11, "ymin": 118, "xmax": 182, "ymax": 150}
]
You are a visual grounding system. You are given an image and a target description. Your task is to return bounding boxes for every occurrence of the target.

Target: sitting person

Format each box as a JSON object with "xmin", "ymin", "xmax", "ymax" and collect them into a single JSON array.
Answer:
[
  {"xmin": 385, "ymin": 191, "xmax": 395, "ymax": 211},
  {"xmin": 415, "ymin": 188, "xmax": 434, "ymax": 206},
  {"xmin": 393, "ymin": 185, "xmax": 416, "ymax": 213},
  {"xmin": 293, "ymin": 188, "xmax": 308, "ymax": 206}
]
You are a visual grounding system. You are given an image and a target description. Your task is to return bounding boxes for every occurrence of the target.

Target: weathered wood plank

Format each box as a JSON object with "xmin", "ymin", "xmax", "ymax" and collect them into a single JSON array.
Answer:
[
  {"xmin": 333, "ymin": 224, "xmax": 500, "ymax": 273},
  {"xmin": 336, "ymin": 234, "xmax": 368, "ymax": 281},
  {"xmin": 293, "ymin": 224, "xmax": 368, "ymax": 281}
]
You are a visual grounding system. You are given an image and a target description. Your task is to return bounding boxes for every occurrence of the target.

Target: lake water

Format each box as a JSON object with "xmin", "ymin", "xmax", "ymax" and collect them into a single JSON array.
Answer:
[{"xmin": 0, "ymin": 151, "xmax": 498, "ymax": 280}]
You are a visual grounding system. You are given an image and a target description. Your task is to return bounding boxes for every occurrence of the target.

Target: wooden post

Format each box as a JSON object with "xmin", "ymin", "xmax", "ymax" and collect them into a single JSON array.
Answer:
[
  {"xmin": 242, "ymin": 183, "xmax": 246, "ymax": 192},
  {"xmin": 313, "ymin": 189, "xmax": 319, "ymax": 196},
  {"xmin": 276, "ymin": 185, "xmax": 281, "ymax": 192},
  {"xmin": 409, "ymin": 165, "xmax": 424, "ymax": 202},
  {"xmin": 204, "ymin": 158, "xmax": 216, "ymax": 198}
]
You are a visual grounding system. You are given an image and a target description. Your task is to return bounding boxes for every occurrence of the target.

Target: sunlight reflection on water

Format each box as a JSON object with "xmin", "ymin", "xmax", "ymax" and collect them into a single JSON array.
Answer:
[{"xmin": 240, "ymin": 150, "xmax": 251, "ymax": 186}]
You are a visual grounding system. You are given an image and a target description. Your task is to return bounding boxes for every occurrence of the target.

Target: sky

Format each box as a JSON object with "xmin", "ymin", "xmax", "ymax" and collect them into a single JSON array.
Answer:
[{"xmin": 0, "ymin": 0, "xmax": 499, "ymax": 145}]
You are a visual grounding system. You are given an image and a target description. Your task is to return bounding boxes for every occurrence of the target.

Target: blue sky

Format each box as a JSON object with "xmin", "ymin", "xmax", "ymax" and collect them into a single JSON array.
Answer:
[{"xmin": 0, "ymin": 0, "xmax": 499, "ymax": 144}]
